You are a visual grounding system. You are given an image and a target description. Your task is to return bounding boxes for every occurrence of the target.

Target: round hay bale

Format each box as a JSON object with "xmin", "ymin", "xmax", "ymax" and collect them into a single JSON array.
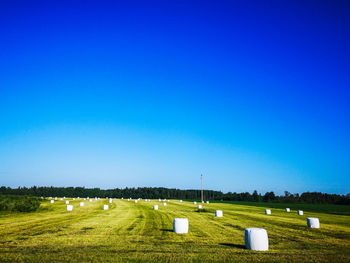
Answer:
[
  {"xmin": 198, "ymin": 205, "xmax": 203, "ymax": 209},
  {"xmin": 80, "ymin": 202, "xmax": 85, "ymax": 206},
  {"xmin": 163, "ymin": 202, "xmax": 167, "ymax": 206},
  {"xmin": 245, "ymin": 228, "xmax": 269, "ymax": 251},
  {"xmin": 265, "ymin": 209, "xmax": 271, "ymax": 215},
  {"xmin": 298, "ymin": 210, "xmax": 303, "ymax": 215},
  {"xmin": 65, "ymin": 201, "xmax": 69, "ymax": 205},
  {"xmin": 307, "ymin": 217, "xmax": 320, "ymax": 228},
  {"xmin": 66, "ymin": 205, "xmax": 73, "ymax": 211},
  {"xmin": 50, "ymin": 200, "xmax": 54, "ymax": 204},
  {"xmin": 206, "ymin": 201, "xmax": 209, "ymax": 204},
  {"xmin": 180, "ymin": 200, "xmax": 183, "ymax": 203},
  {"xmin": 153, "ymin": 205, "xmax": 159, "ymax": 210},
  {"xmin": 193, "ymin": 201, "xmax": 197, "ymax": 205},
  {"xmin": 215, "ymin": 210, "xmax": 223, "ymax": 217},
  {"xmin": 109, "ymin": 199, "xmax": 112, "ymax": 204},
  {"xmin": 285, "ymin": 208, "xmax": 290, "ymax": 212},
  {"xmin": 103, "ymin": 205, "xmax": 109, "ymax": 210},
  {"xmin": 173, "ymin": 218, "xmax": 189, "ymax": 234}
]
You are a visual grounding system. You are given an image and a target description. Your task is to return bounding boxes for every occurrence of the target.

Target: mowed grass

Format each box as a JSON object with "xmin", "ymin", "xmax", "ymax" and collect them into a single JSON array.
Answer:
[
  {"xmin": 216, "ymin": 201, "xmax": 350, "ymax": 216},
  {"xmin": 0, "ymin": 199, "xmax": 349, "ymax": 262}
]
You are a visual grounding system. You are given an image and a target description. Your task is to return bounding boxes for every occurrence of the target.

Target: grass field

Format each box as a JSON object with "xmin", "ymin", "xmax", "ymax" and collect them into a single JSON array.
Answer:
[
  {"xmin": 0, "ymin": 199, "xmax": 349, "ymax": 262},
  {"xmin": 216, "ymin": 201, "xmax": 350, "ymax": 216}
]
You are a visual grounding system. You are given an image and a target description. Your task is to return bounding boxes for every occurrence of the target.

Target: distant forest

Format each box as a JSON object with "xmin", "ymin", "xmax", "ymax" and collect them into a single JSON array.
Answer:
[{"xmin": 0, "ymin": 186, "xmax": 349, "ymax": 205}]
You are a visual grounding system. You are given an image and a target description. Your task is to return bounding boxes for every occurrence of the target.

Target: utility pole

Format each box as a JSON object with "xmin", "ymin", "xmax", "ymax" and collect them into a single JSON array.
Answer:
[{"xmin": 201, "ymin": 174, "xmax": 203, "ymax": 202}]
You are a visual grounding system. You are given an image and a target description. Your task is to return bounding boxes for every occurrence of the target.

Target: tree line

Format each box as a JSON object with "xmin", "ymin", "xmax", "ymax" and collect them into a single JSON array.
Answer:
[{"xmin": 0, "ymin": 186, "xmax": 349, "ymax": 205}]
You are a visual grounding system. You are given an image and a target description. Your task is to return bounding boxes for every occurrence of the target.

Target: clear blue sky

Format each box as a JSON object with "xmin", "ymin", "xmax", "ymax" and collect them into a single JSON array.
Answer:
[{"xmin": 0, "ymin": 0, "xmax": 349, "ymax": 194}]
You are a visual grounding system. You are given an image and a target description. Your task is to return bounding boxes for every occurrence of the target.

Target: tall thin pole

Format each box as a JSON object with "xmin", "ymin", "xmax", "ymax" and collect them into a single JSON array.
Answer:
[{"xmin": 201, "ymin": 174, "xmax": 203, "ymax": 202}]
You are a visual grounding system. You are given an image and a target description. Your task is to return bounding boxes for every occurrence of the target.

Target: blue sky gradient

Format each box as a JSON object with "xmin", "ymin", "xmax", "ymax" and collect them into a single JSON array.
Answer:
[{"xmin": 0, "ymin": 0, "xmax": 349, "ymax": 194}]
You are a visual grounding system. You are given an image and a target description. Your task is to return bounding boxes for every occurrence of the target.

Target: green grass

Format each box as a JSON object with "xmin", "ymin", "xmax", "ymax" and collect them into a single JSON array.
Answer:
[
  {"xmin": 0, "ymin": 199, "xmax": 349, "ymax": 262},
  {"xmin": 213, "ymin": 201, "xmax": 350, "ymax": 216}
]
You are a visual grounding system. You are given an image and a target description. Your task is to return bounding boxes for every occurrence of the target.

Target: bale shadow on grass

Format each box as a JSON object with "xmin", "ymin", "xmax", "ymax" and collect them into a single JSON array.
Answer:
[
  {"xmin": 160, "ymin": 229, "xmax": 173, "ymax": 232},
  {"xmin": 195, "ymin": 209, "xmax": 210, "ymax": 213},
  {"xmin": 219, "ymin": 243, "xmax": 246, "ymax": 249}
]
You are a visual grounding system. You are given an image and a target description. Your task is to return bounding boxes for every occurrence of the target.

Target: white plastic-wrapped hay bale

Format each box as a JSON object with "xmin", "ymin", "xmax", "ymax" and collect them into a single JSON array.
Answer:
[
  {"xmin": 198, "ymin": 205, "xmax": 203, "ymax": 209},
  {"xmin": 73, "ymin": 198, "xmax": 75, "ymax": 200},
  {"xmin": 89, "ymin": 199, "xmax": 93, "ymax": 202},
  {"xmin": 159, "ymin": 199, "xmax": 161, "ymax": 202},
  {"xmin": 202, "ymin": 201, "xmax": 204, "ymax": 203},
  {"xmin": 55, "ymin": 197, "xmax": 57, "ymax": 200},
  {"xmin": 66, "ymin": 205, "xmax": 73, "ymax": 211},
  {"xmin": 103, "ymin": 204, "xmax": 109, "ymax": 210},
  {"xmin": 298, "ymin": 210, "xmax": 303, "ymax": 215},
  {"xmin": 180, "ymin": 200, "xmax": 183, "ymax": 203},
  {"xmin": 168, "ymin": 200, "xmax": 170, "ymax": 202},
  {"xmin": 50, "ymin": 200, "xmax": 54, "ymax": 204},
  {"xmin": 245, "ymin": 228, "xmax": 268, "ymax": 251},
  {"xmin": 215, "ymin": 210, "xmax": 223, "ymax": 217},
  {"xmin": 173, "ymin": 218, "xmax": 189, "ymax": 234},
  {"xmin": 163, "ymin": 202, "xmax": 167, "ymax": 206},
  {"xmin": 285, "ymin": 208, "xmax": 290, "ymax": 212},
  {"xmin": 135, "ymin": 200, "xmax": 138, "ymax": 203},
  {"xmin": 206, "ymin": 201, "xmax": 209, "ymax": 204},
  {"xmin": 193, "ymin": 201, "xmax": 197, "ymax": 205},
  {"xmin": 109, "ymin": 199, "xmax": 112, "ymax": 204},
  {"xmin": 153, "ymin": 205, "xmax": 159, "ymax": 210},
  {"xmin": 84, "ymin": 198, "xmax": 86, "ymax": 200},
  {"xmin": 60, "ymin": 198, "xmax": 63, "ymax": 201},
  {"xmin": 65, "ymin": 201, "xmax": 69, "ymax": 205},
  {"xmin": 80, "ymin": 202, "xmax": 84, "ymax": 206},
  {"xmin": 307, "ymin": 217, "xmax": 320, "ymax": 228},
  {"xmin": 265, "ymin": 209, "xmax": 271, "ymax": 215}
]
